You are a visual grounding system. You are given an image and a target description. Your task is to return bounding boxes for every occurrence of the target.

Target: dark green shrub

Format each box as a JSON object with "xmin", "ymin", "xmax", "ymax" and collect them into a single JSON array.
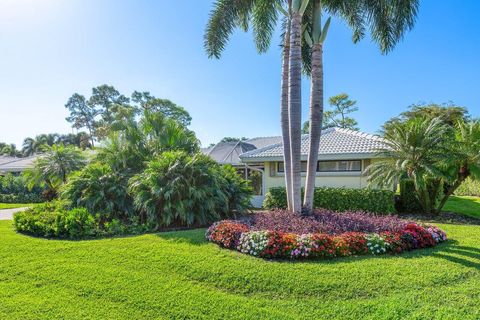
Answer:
[
  {"xmin": 0, "ymin": 193, "xmax": 44, "ymax": 203},
  {"xmin": 129, "ymin": 151, "xmax": 252, "ymax": 228},
  {"xmin": 398, "ymin": 179, "xmax": 443, "ymax": 213},
  {"xmin": 61, "ymin": 163, "xmax": 134, "ymax": 221},
  {"xmin": 263, "ymin": 187, "xmax": 395, "ymax": 214},
  {"xmin": 13, "ymin": 202, "xmax": 97, "ymax": 239},
  {"xmin": 0, "ymin": 173, "xmax": 44, "ymax": 203}
]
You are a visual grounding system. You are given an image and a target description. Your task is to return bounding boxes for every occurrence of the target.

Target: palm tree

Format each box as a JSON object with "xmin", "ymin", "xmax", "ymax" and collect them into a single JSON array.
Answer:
[
  {"xmin": 302, "ymin": 0, "xmax": 419, "ymax": 212},
  {"xmin": 205, "ymin": 0, "xmax": 419, "ymax": 213},
  {"xmin": 24, "ymin": 145, "xmax": 86, "ymax": 196},
  {"xmin": 435, "ymin": 120, "xmax": 480, "ymax": 213},
  {"xmin": 367, "ymin": 117, "xmax": 448, "ymax": 214}
]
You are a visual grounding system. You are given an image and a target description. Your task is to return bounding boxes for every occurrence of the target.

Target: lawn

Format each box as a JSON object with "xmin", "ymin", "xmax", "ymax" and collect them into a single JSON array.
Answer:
[
  {"xmin": 444, "ymin": 196, "xmax": 480, "ymax": 219},
  {"xmin": 0, "ymin": 203, "xmax": 34, "ymax": 210},
  {"xmin": 1, "ymin": 221, "xmax": 479, "ymax": 319}
]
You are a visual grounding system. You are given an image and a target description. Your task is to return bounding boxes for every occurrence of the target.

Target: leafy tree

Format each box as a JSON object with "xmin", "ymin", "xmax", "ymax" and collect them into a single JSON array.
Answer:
[
  {"xmin": 0, "ymin": 143, "xmax": 21, "ymax": 157},
  {"xmin": 22, "ymin": 133, "xmax": 92, "ymax": 156},
  {"xmin": 367, "ymin": 117, "xmax": 449, "ymax": 214},
  {"xmin": 132, "ymin": 91, "xmax": 192, "ymax": 127},
  {"xmin": 65, "ymin": 93, "xmax": 97, "ymax": 146},
  {"xmin": 220, "ymin": 137, "xmax": 248, "ymax": 143},
  {"xmin": 24, "ymin": 145, "xmax": 86, "ymax": 198}
]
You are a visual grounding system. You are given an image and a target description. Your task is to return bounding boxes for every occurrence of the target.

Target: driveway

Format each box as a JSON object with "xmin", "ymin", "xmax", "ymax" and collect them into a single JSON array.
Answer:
[{"xmin": 0, "ymin": 207, "xmax": 27, "ymax": 220}]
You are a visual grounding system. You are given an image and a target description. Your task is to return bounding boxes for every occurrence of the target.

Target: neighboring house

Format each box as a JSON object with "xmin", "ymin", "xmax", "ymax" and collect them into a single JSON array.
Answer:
[
  {"xmin": 204, "ymin": 128, "xmax": 385, "ymax": 207},
  {"xmin": 0, "ymin": 156, "xmax": 38, "ymax": 175}
]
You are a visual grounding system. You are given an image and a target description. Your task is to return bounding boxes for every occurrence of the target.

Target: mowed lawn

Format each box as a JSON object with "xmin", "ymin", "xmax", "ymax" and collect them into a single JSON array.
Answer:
[
  {"xmin": 0, "ymin": 203, "xmax": 34, "ymax": 210},
  {"xmin": 444, "ymin": 196, "xmax": 480, "ymax": 219},
  {"xmin": 1, "ymin": 221, "xmax": 480, "ymax": 319}
]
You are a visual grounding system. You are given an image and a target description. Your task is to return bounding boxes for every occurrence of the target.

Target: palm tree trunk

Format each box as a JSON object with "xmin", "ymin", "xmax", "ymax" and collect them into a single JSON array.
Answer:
[
  {"xmin": 303, "ymin": 42, "xmax": 323, "ymax": 212},
  {"xmin": 281, "ymin": 27, "xmax": 294, "ymax": 211},
  {"xmin": 288, "ymin": 12, "xmax": 303, "ymax": 213}
]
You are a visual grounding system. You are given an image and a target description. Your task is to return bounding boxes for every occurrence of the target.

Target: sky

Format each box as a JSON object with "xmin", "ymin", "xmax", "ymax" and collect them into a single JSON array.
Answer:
[{"xmin": 0, "ymin": 0, "xmax": 479, "ymax": 148}]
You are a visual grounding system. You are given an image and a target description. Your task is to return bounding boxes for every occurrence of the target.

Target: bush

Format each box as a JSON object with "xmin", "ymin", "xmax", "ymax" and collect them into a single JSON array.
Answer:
[
  {"xmin": 13, "ymin": 202, "xmax": 97, "ymax": 239},
  {"xmin": 61, "ymin": 163, "xmax": 134, "ymax": 221},
  {"xmin": 263, "ymin": 187, "xmax": 395, "ymax": 214},
  {"xmin": 0, "ymin": 173, "xmax": 44, "ymax": 203},
  {"xmin": 206, "ymin": 217, "xmax": 447, "ymax": 260},
  {"xmin": 398, "ymin": 178, "xmax": 443, "ymax": 213},
  {"xmin": 129, "ymin": 151, "xmax": 252, "ymax": 228},
  {"xmin": 455, "ymin": 177, "xmax": 480, "ymax": 196},
  {"xmin": 0, "ymin": 193, "xmax": 44, "ymax": 203}
]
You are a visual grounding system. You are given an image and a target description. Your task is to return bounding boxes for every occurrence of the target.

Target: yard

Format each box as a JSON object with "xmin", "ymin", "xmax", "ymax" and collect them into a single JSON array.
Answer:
[
  {"xmin": 1, "ymin": 218, "xmax": 479, "ymax": 319},
  {"xmin": 443, "ymin": 196, "xmax": 480, "ymax": 219},
  {"xmin": 0, "ymin": 203, "xmax": 34, "ymax": 210}
]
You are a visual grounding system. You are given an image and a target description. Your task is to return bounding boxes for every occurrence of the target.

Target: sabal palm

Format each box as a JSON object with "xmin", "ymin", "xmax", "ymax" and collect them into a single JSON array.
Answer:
[
  {"xmin": 367, "ymin": 117, "xmax": 448, "ymax": 213},
  {"xmin": 205, "ymin": 0, "xmax": 419, "ymax": 212}
]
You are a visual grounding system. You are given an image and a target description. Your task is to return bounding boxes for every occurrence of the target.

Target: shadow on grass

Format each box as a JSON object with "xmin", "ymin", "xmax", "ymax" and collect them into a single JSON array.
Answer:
[
  {"xmin": 430, "ymin": 245, "xmax": 480, "ymax": 270},
  {"xmin": 154, "ymin": 228, "xmax": 208, "ymax": 246}
]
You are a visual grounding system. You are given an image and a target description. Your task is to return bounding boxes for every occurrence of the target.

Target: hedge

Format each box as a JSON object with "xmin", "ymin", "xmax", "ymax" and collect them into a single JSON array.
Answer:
[
  {"xmin": 263, "ymin": 187, "xmax": 395, "ymax": 214},
  {"xmin": 0, "ymin": 193, "xmax": 44, "ymax": 204}
]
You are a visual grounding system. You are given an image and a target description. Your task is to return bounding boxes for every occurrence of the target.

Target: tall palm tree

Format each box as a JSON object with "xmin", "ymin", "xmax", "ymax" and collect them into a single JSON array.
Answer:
[
  {"xmin": 302, "ymin": 0, "xmax": 419, "ymax": 211},
  {"xmin": 205, "ymin": 0, "xmax": 419, "ymax": 213}
]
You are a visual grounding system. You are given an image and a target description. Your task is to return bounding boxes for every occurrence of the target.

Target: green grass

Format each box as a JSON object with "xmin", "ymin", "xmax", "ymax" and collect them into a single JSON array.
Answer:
[
  {"xmin": 1, "ymin": 221, "xmax": 480, "ymax": 319},
  {"xmin": 444, "ymin": 195, "xmax": 480, "ymax": 219},
  {"xmin": 0, "ymin": 203, "xmax": 34, "ymax": 210}
]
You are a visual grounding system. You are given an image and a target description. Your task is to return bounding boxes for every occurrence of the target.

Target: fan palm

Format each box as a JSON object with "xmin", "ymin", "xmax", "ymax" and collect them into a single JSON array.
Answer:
[{"xmin": 367, "ymin": 117, "xmax": 448, "ymax": 214}]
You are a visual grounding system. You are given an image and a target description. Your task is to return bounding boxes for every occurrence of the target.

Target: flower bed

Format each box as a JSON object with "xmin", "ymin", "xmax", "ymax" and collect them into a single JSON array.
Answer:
[{"xmin": 206, "ymin": 210, "xmax": 447, "ymax": 259}]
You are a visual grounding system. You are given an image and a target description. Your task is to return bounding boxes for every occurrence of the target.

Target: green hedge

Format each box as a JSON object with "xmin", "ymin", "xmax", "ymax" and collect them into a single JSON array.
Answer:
[
  {"xmin": 263, "ymin": 187, "xmax": 395, "ymax": 214},
  {"xmin": 455, "ymin": 178, "xmax": 480, "ymax": 197},
  {"xmin": 398, "ymin": 179, "xmax": 443, "ymax": 213},
  {"xmin": 0, "ymin": 193, "xmax": 44, "ymax": 204}
]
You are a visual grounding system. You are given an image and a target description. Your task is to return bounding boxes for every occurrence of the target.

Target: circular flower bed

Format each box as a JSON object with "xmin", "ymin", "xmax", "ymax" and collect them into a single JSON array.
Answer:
[{"xmin": 206, "ymin": 210, "xmax": 447, "ymax": 259}]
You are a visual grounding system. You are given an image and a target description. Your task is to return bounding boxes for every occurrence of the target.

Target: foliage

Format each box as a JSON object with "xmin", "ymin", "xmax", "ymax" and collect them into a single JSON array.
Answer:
[
  {"xmin": 367, "ymin": 117, "xmax": 449, "ymax": 214},
  {"xmin": 302, "ymin": 92, "xmax": 360, "ymax": 133},
  {"xmin": 398, "ymin": 178, "xmax": 443, "ymax": 213},
  {"xmin": 22, "ymin": 132, "xmax": 92, "ymax": 156},
  {"xmin": 250, "ymin": 209, "xmax": 407, "ymax": 235},
  {"xmin": 61, "ymin": 163, "xmax": 134, "ymax": 221},
  {"xmin": 0, "ymin": 173, "xmax": 44, "ymax": 203},
  {"xmin": 129, "ymin": 151, "xmax": 252, "ymax": 228},
  {"xmin": 455, "ymin": 178, "xmax": 480, "ymax": 196},
  {"xmin": 263, "ymin": 187, "xmax": 395, "ymax": 213},
  {"xmin": 207, "ymin": 218, "xmax": 446, "ymax": 260},
  {"xmin": 23, "ymin": 145, "xmax": 86, "ymax": 198},
  {"xmin": 13, "ymin": 201, "xmax": 97, "ymax": 239},
  {"xmin": 0, "ymin": 193, "xmax": 43, "ymax": 204}
]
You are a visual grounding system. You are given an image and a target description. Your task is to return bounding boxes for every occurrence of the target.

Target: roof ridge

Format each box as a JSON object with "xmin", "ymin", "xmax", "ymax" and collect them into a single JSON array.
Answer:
[
  {"xmin": 239, "ymin": 141, "xmax": 283, "ymax": 157},
  {"xmin": 334, "ymin": 127, "xmax": 382, "ymax": 140}
]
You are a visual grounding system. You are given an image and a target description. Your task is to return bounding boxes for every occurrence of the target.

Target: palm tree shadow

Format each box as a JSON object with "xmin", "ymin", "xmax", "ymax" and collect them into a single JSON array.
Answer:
[{"xmin": 430, "ymin": 245, "xmax": 480, "ymax": 270}]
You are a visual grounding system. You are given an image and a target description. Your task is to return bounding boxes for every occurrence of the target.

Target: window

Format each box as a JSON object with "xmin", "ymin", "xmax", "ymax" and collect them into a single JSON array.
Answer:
[
  {"xmin": 276, "ymin": 160, "xmax": 362, "ymax": 173},
  {"xmin": 317, "ymin": 160, "xmax": 361, "ymax": 172}
]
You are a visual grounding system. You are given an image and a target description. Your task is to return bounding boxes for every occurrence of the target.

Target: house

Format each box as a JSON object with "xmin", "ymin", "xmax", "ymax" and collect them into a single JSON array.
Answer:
[
  {"xmin": 204, "ymin": 128, "xmax": 385, "ymax": 207},
  {"xmin": 0, "ymin": 156, "xmax": 39, "ymax": 175}
]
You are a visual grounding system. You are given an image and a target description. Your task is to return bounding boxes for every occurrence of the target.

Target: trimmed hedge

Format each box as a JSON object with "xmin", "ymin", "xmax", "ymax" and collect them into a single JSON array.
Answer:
[
  {"xmin": 398, "ymin": 179, "xmax": 443, "ymax": 213},
  {"xmin": 0, "ymin": 193, "xmax": 44, "ymax": 204},
  {"xmin": 455, "ymin": 177, "xmax": 480, "ymax": 197},
  {"xmin": 263, "ymin": 187, "xmax": 395, "ymax": 214}
]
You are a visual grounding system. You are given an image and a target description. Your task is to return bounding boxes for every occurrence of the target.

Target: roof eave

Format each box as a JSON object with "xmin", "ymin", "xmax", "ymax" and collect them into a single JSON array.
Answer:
[{"xmin": 240, "ymin": 152, "xmax": 380, "ymax": 163}]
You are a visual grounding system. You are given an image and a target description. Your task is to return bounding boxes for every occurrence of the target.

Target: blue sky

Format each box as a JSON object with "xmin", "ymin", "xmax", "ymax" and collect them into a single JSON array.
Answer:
[{"xmin": 1, "ymin": 0, "xmax": 479, "ymax": 147}]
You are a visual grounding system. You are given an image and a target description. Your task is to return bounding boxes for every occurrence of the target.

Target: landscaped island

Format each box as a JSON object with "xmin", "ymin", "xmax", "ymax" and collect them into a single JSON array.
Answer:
[{"xmin": 207, "ymin": 210, "xmax": 447, "ymax": 259}]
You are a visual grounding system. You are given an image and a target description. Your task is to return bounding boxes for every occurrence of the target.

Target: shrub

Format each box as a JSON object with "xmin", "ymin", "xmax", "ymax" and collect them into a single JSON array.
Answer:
[
  {"xmin": 129, "ymin": 151, "xmax": 252, "ymax": 228},
  {"xmin": 13, "ymin": 202, "xmax": 98, "ymax": 239},
  {"xmin": 0, "ymin": 193, "xmax": 44, "ymax": 203},
  {"xmin": 61, "ymin": 163, "xmax": 134, "ymax": 221},
  {"xmin": 263, "ymin": 187, "xmax": 395, "ymax": 214},
  {"xmin": 0, "ymin": 173, "xmax": 44, "ymax": 203},
  {"xmin": 455, "ymin": 177, "xmax": 480, "ymax": 196}
]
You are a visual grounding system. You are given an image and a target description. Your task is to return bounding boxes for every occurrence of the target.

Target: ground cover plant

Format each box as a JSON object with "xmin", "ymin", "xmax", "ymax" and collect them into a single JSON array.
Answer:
[
  {"xmin": 206, "ymin": 210, "xmax": 447, "ymax": 260},
  {"xmin": 1, "ymin": 220, "xmax": 478, "ymax": 319}
]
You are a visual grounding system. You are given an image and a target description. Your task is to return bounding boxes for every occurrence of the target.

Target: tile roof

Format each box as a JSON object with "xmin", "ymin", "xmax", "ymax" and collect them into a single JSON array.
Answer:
[
  {"xmin": 0, "ymin": 156, "xmax": 39, "ymax": 173},
  {"xmin": 240, "ymin": 128, "xmax": 385, "ymax": 161}
]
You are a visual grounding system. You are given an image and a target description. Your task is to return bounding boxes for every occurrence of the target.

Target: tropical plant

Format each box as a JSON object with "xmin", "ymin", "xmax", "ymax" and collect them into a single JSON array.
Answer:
[
  {"xmin": 128, "ymin": 151, "xmax": 251, "ymax": 228},
  {"xmin": 61, "ymin": 163, "xmax": 134, "ymax": 221},
  {"xmin": 23, "ymin": 145, "xmax": 86, "ymax": 198},
  {"xmin": 367, "ymin": 117, "xmax": 449, "ymax": 214},
  {"xmin": 205, "ymin": 0, "xmax": 419, "ymax": 213}
]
